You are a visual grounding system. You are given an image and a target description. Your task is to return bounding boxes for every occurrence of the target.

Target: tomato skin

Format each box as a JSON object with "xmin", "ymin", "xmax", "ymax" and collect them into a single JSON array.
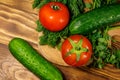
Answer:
[
  {"xmin": 61, "ymin": 35, "xmax": 92, "ymax": 66},
  {"xmin": 39, "ymin": 2, "xmax": 70, "ymax": 32}
]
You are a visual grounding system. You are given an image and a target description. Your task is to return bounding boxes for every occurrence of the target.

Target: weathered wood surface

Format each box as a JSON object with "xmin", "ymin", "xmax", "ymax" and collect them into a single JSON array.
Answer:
[{"xmin": 0, "ymin": 0, "xmax": 120, "ymax": 80}]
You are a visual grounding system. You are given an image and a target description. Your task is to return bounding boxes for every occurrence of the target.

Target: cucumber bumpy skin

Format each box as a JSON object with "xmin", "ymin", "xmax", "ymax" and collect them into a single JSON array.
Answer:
[
  {"xmin": 69, "ymin": 3, "xmax": 120, "ymax": 35},
  {"xmin": 8, "ymin": 38, "xmax": 63, "ymax": 80}
]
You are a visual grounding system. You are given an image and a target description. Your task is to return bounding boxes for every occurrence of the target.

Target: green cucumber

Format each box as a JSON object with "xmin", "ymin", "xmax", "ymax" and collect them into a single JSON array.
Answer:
[
  {"xmin": 69, "ymin": 4, "xmax": 120, "ymax": 34},
  {"xmin": 8, "ymin": 38, "xmax": 63, "ymax": 80}
]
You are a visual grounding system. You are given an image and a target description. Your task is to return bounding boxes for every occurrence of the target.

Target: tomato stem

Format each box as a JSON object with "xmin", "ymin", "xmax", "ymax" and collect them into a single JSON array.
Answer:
[
  {"xmin": 65, "ymin": 38, "xmax": 88, "ymax": 62},
  {"xmin": 51, "ymin": 5, "xmax": 60, "ymax": 10}
]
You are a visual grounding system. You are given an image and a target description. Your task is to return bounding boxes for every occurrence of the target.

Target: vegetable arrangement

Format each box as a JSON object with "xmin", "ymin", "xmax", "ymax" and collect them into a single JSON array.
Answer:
[
  {"xmin": 34, "ymin": 0, "xmax": 120, "ymax": 68},
  {"xmin": 7, "ymin": 0, "xmax": 120, "ymax": 80}
]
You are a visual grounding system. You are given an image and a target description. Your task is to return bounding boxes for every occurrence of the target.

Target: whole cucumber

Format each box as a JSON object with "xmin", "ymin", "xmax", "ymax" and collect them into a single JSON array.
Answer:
[
  {"xmin": 69, "ymin": 4, "xmax": 120, "ymax": 34},
  {"xmin": 8, "ymin": 38, "xmax": 63, "ymax": 80}
]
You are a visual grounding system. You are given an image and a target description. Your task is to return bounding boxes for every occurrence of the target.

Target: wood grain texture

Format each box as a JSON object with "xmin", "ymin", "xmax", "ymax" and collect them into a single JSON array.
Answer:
[
  {"xmin": 0, "ymin": 0, "xmax": 120, "ymax": 80},
  {"xmin": 0, "ymin": 43, "xmax": 39, "ymax": 80}
]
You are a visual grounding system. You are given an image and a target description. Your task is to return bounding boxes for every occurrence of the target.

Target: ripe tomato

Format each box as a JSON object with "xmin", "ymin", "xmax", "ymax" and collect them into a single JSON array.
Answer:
[
  {"xmin": 61, "ymin": 35, "xmax": 92, "ymax": 66},
  {"xmin": 39, "ymin": 2, "xmax": 70, "ymax": 32}
]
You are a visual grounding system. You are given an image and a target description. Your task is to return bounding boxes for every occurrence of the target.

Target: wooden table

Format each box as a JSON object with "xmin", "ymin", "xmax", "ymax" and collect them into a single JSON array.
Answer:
[{"xmin": 0, "ymin": 0, "xmax": 120, "ymax": 80}]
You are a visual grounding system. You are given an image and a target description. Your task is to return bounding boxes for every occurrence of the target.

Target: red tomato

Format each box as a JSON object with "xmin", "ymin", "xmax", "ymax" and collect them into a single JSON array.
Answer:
[
  {"xmin": 61, "ymin": 35, "xmax": 92, "ymax": 66},
  {"xmin": 39, "ymin": 2, "xmax": 70, "ymax": 32}
]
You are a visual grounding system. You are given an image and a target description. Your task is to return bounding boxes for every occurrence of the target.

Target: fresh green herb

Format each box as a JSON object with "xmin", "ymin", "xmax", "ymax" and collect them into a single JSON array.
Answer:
[
  {"xmin": 36, "ymin": 20, "xmax": 43, "ymax": 32},
  {"xmin": 32, "ymin": 0, "xmax": 69, "ymax": 9},
  {"xmin": 36, "ymin": 20, "xmax": 69, "ymax": 47},
  {"xmin": 88, "ymin": 27, "xmax": 111, "ymax": 68},
  {"xmin": 32, "ymin": 0, "xmax": 40, "ymax": 9},
  {"xmin": 67, "ymin": 0, "xmax": 85, "ymax": 19},
  {"xmin": 32, "ymin": 0, "xmax": 50, "ymax": 9},
  {"xmin": 106, "ymin": 35, "xmax": 120, "ymax": 68},
  {"xmin": 88, "ymin": 26, "xmax": 120, "ymax": 69},
  {"xmin": 101, "ymin": 0, "xmax": 118, "ymax": 5},
  {"xmin": 83, "ymin": 0, "xmax": 118, "ymax": 10},
  {"xmin": 114, "ymin": 50, "xmax": 120, "ymax": 68}
]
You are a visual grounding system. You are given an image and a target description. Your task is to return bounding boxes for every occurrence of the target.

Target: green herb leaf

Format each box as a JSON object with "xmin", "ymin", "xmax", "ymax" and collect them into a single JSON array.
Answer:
[
  {"xmin": 36, "ymin": 20, "xmax": 44, "ymax": 32},
  {"xmin": 32, "ymin": 0, "xmax": 51, "ymax": 9},
  {"xmin": 36, "ymin": 19, "xmax": 69, "ymax": 47},
  {"xmin": 32, "ymin": 0, "xmax": 40, "ymax": 9}
]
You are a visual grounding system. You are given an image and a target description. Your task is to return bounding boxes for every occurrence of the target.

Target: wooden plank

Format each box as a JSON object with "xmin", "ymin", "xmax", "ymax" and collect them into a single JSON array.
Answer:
[
  {"xmin": 0, "ymin": 0, "xmax": 120, "ymax": 80},
  {"xmin": 0, "ymin": 3, "xmax": 38, "ymax": 45},
  {"xmin": 0, "ymin": 0, "xmax": 38, "ymax": 14}
]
